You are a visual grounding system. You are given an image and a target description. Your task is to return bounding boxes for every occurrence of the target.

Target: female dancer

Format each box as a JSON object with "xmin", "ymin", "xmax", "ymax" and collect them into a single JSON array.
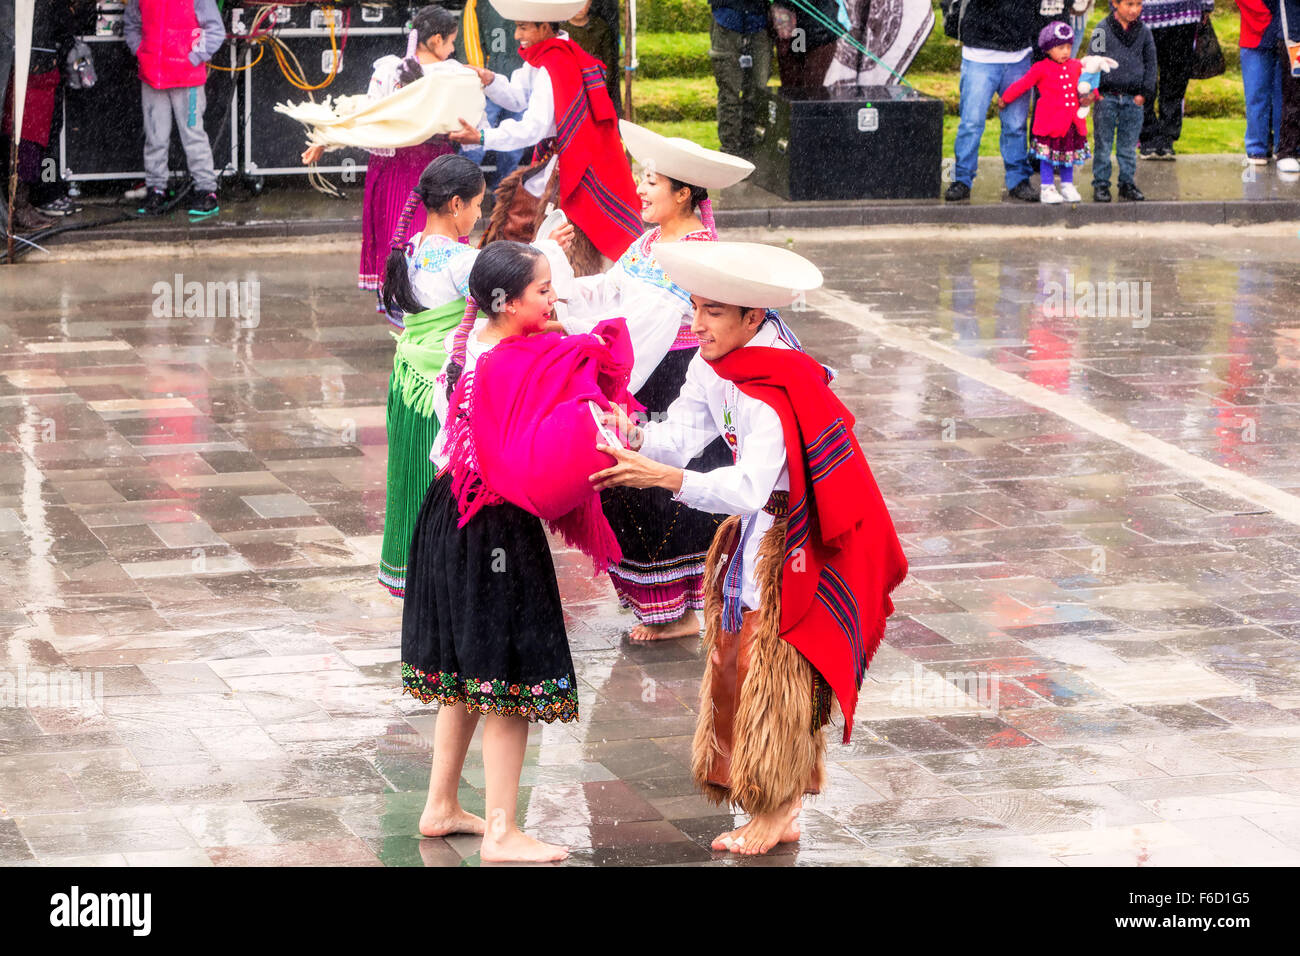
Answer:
[
  {"xmin": 302, "ymin": 4, "xmax": 463, "ymax": 306},
  {"xmin": 401, "ymin": 242, "xmax": 573, "ymax": 862},
  {"xmin": 378, "ymin": 155, "xmax": 572, "ymax": 598},
  {"xmin": 557, "ymin": 123, "xmax": 753, "ymax": 641}
]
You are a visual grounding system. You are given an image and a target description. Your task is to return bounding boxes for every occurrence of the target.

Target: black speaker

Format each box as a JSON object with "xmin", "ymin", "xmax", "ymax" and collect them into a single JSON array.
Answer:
[
  {"xmin": 59, "ymin": 37, "xmax": 238, "ymax": 182},
  {"xmin": 242, "ymin": 28, "xmax": 406, "ymax": 176},
  {"xmin": 752, "ymin": 85, "xmax": 944, "ymax": 201}
]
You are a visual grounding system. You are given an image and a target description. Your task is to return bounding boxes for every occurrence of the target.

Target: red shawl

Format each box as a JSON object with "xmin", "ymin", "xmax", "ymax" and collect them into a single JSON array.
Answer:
[
  {"xmin": 708, "ymin": 346, "xmax": 908, "ymax": 742},
  {"xmin": 519, "ymin": 38, "xmax": 641, "ymax": 261},
  {"xmin": 444, "ymin": 318, "xmax": 642, "ymax": 573}
]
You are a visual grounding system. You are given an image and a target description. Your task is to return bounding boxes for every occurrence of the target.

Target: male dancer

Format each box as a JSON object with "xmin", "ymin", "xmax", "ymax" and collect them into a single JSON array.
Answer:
[
  {"xmin": 590, "ymin": 242, "xmax": 908, "ymax": 855},
  {"xmin": 449, "ymin": 0, "xmax": 640, "ymax": 273}
]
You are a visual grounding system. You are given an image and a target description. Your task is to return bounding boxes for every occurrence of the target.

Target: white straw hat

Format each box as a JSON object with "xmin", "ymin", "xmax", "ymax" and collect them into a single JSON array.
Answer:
[
  {"xmin": 488, "ymin": 0, "xmax": 587, "ymax": 22},
  {"xmin": 651, "ymin": 242, "xmax": 823, "ymax": 309},
  {"xmin": 619, "ymin": 120, "xmax": 754, "ymax": 190}
]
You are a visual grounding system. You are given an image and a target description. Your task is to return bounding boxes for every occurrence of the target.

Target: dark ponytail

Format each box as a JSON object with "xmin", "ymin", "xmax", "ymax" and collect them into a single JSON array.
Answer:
[
  {"xmin": 665, "ymin": 175, "xmax": 708, "ymax": 212},
  {"xmin": 397, "ymin": 4, "xmax": 461, "ymax": 84},
  {"xmin": 445, "ymin": 241, "xmax": 545, "ymax": 393},
  {"xmin": 467, "ymin": 240, "xmax": 544, "ymax": 317},
  {"xmin": 381, "ymin": 154, "xmax": 486, "ymax": 321}
]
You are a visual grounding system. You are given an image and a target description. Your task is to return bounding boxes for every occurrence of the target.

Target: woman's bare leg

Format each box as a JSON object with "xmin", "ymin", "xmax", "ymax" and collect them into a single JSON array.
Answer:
[
  {"xmin": 419, "ymin": 701, "xmax": 487, "ymax": 837},
  {"xmin": 479, "ymin": 712, "xmax": 568, "ymax": 862}
]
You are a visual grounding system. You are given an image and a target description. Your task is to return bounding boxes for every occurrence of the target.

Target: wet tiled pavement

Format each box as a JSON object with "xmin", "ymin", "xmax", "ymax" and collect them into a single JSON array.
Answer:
[{"xmin": 4, "ymin": 225, "xmax": 1300, "ymax": 866}]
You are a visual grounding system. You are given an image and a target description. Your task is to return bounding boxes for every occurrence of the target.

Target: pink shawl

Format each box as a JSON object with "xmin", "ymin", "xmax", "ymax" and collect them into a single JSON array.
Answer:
[{"xmin": 443, "ymin": 318, "xmax": 642, "ymax": 573}]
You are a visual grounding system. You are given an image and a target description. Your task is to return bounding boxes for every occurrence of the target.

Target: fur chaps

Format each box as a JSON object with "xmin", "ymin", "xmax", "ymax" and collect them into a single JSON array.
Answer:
[
  {"xmin": 691, "ymin": 515, "xmax": 827, "ymax": 816},
  {"xmin": 478, "ymin": 161, "xmax": 607, "ymax": 277}
]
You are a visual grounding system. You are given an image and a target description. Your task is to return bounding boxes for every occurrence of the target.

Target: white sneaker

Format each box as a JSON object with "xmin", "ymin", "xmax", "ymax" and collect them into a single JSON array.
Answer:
[
  {"xmin": 1040, "ymin": 183, "xmax": 1063, "ymax": 204},
  {"xmin": 1246, "ymin": 155, "xmax": 1270, "ymax": 166},
  {"xmin": 1059, "ymin": 183, "xmax": 1082, "ymax": 203},
  {"xmin": 1278, "ymin": 157, "xmax": 1300, "ymax": 173}
]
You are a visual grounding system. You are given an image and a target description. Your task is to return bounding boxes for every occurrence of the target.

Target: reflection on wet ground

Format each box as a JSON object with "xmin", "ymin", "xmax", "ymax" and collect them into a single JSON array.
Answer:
[{"xmin": 3, "ymin": 230, "xmax": 1300, "ymax": 866}]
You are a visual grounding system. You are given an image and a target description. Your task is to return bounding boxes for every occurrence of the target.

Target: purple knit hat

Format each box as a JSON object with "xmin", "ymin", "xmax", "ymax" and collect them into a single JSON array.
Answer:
[{"xmin": 1038, "ymin": 20, "xmax": 1073, "ymax": 52}]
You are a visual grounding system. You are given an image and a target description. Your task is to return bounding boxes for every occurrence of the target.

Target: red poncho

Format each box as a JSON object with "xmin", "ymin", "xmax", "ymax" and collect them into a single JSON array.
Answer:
[
  {"xmin": 518, "ymin": 38, "xmax": 641, "ymax": 261},
  {"xmin": 444, "ymin": 319, "xmax": 642, "ymax": 573},
  {"xmin": 708, "ymin": 346, "xmax": 909, "ymax": 742}
]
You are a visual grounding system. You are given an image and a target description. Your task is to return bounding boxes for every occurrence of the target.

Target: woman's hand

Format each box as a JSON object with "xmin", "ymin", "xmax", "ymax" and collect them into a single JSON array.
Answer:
[
  {"xmin": 599, "ymin": 405, "xmax": 642, "ymax": 450},
  {"xmin": 301, "ymin": 144, "xmax": 326, "ymax": 165},
  {"xmin": 449, "ymin": 117, "xmax": 481, "ymax": 145},
  {"xmin": 550, "ymin": 221, "xmax": 575, "ymax": 251},
  {"xmin": 590, "ymin": 444, "xmax": 680, "ymax": 492}
]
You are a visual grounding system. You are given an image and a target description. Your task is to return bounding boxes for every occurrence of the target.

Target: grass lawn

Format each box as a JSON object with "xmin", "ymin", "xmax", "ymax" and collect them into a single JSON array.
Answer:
[{"xmin": 644, "ymin": 116, "xmax": 1248, "ymax": 157}]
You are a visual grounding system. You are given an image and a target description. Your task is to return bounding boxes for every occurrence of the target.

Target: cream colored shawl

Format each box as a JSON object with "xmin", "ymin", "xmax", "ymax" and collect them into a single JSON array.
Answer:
[{"xmin": 276, "ymin": 60, "xmax": 486, "ymax": 151}]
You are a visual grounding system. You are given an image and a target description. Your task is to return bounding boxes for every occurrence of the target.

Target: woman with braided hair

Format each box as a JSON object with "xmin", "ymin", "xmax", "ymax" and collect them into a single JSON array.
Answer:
[
  {"xmin": 301, "ymin": 4, "xmax": 466, "ymax": 306},
  {"xmin": 377, "ymin": 155, "xmax": 572, "ymax": 599}
]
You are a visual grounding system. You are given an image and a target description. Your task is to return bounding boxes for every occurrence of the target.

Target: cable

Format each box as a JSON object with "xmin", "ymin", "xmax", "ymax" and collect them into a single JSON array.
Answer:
[{"xmin": 780, "ymin": 0, "xmax": 917, "ymax": 89}]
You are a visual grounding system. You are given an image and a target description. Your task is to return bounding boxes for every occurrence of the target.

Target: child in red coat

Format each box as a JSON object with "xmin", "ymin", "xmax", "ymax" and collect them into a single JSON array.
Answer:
[{"xmin": 1001, "ymin": 21, "xmax": 1095, "ymax": 204}]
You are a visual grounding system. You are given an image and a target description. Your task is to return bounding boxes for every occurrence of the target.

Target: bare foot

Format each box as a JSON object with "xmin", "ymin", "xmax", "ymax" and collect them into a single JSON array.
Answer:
[
  {"xmin": 630, "ymin": 610, "xmax": 700, "ymax": 642},
  {"xmin": 711, "ymin": 805, "xmax": 801, "ymax": 856},
  {"xmin": 419, "ymin": 805, "xmax": 487, "ymax": 838},
  {"xmin": 480, "ymin": 830, "xmax": 569, "ymax": 863}
]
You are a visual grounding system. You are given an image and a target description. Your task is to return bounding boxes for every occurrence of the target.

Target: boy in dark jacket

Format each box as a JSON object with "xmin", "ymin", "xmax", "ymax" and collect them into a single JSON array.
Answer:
[{"xmin": 1090, "ymin": 0, "xmax": 1157, "ymax": 200}]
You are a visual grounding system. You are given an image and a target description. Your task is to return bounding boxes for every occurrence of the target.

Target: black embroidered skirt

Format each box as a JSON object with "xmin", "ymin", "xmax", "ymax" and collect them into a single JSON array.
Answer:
[
  {"xmin": 602, "ymin": 347, "xmax": 731, "ymax": 624},
  {"xmin": 401, "ymin": 472, "xmax": 578, "ymax": 722}
]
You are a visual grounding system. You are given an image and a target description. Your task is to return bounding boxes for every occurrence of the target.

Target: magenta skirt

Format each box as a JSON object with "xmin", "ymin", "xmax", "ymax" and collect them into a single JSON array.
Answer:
[{"xmin": 359, "ymin": 138, "xmax": 454, "ymax": 293}]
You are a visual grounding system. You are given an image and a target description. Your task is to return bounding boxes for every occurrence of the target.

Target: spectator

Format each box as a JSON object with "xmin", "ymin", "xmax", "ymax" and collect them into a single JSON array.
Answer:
[
  {"xmin": 770, "ymin": 0, "xmax": 841, "ymax": 89},
  {"xmin": 1236, "ymin": 0, "xmax": 1285, "ymax": 164},
  {"xmin": 1138, "ymin": 0, "xmax": 1215, "ymax": 160},
  {"xmin": 708, "ymin": 0, "xmax": 772, "ymax": 159},
  {"xmin": 942, "ymin": 0, "xmax": 1053, "ymax": 202},
  {"xmin": 1070, "ymin": 0, "xmax": 1097, "ymax": 55},
  {"xmin": 1090, "ymin": 0, "xmax": 1157, "ymax": 200},
  {"xmin": 565, "ymin": 0, "xmax": 622, "ymax": 114},
  {"xmin": 124, "ymin": 0, "xmax": 225, "ymax": 217},
  {"xmin": 1280, "ymin": 27, "xmax": 1300, "ymax": 172}
]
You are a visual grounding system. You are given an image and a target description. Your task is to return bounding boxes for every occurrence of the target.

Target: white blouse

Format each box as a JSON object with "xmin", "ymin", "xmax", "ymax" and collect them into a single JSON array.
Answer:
[
  {"xmin": 404, "ymin": 235, "xmax": 572, "ymax": 313},
  {"xmin": 556, "ymin": 229, "xmax": 712, "ymax": 394},
  {"xmin": 637, "ymin": 321, "xmax": 794, "ymax": 610}
]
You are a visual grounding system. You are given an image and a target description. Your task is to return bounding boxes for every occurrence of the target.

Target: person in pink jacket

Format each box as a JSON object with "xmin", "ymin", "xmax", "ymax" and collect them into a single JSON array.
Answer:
[
  {"xmin": 124, "ymin": 0, "xmax": 226, "ymax": 217},
  {"xmin": 1001, "ymin": 21, "xmax": 1095, "ymax": 204}
]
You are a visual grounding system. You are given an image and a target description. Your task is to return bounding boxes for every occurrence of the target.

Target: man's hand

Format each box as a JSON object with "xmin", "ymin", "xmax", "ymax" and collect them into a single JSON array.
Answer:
[
  {"xmin": 472, "ymin": 66, "xmax": 496, "ymax": 87},
  {"xmin": 449, "ymin": 117, "xmax": 481, "ymax": 145},
  {"xmin": 590, "ymin": 444, "xmax": 680, "ymax": 492}
]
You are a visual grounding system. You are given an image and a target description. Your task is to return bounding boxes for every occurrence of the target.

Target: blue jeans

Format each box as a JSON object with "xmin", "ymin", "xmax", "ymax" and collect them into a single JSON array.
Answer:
[
  {"xmin": 1092, "ymin": 93, "xmax": 1144, "ymax": 186},
  {"xmin": 953, "ymin": 54, "xmax": 1033, "ymax": 189},
  {"xmin": 1070, "ymin": 13, "xmax": 1087, "ymax": 58},
  {"xmin": 1241, "ymin": 45, "xmax": 1284, "ymax": 157}
]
